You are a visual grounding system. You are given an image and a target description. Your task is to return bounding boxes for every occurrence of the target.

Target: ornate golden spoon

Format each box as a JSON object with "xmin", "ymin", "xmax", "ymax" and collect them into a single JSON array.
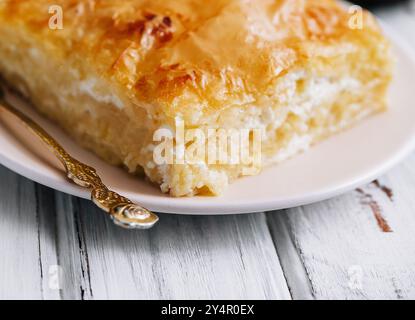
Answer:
[{"xmin": 0, "ymin": 86, "xmax": 159, "ymax": 230}]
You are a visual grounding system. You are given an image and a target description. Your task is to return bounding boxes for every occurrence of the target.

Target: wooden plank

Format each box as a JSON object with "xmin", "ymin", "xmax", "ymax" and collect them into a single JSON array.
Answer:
[
  {"xmin": 53, "ymin": 193, "xmax": 93, "ymax": 300},
  {"xmin": 0, "ymin": 165, "xmax": 60, "ymax": 300},
  {"xmin": 266, "ymin": 213, "xmax": 314, "ymax": 300},
  {"xmin": 53, "ymin": 193, "xmax": 291, "ymax": 300},
  {"xmin": 35, "ymin": 184, "xmax": 61, "ymax": 300},
  {"xmin": 267, "ymin": 153, "xmax": 415, "ymax": 300}
]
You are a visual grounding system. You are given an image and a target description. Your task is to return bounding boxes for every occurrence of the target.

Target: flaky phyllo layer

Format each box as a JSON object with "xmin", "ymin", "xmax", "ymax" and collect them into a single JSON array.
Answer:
[{"xmin": 0, "ymin": 0, "xmax": 392, "ymax": 196}]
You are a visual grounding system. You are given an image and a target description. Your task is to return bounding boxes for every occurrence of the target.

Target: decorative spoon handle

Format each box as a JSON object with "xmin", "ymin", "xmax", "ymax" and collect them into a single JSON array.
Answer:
[{"xmin": 0, "ymin": 87, "xmax": 159, "ymax": 230}]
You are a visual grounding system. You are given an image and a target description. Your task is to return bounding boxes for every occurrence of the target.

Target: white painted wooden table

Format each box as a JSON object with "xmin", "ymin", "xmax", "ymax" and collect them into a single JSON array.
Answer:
[{"xmin": 1, "ymin": 3, "xmax": 415, "ymax": 300}]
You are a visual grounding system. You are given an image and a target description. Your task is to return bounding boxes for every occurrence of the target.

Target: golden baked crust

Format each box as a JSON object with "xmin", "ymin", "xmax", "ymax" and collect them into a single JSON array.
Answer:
[
  {"xmin": 1, "ymin": 0, "xmax": 389, "ymax": 121},
  {"xmin": 0, "ymin": 0, "xmax": 393, "ymax": 196}
]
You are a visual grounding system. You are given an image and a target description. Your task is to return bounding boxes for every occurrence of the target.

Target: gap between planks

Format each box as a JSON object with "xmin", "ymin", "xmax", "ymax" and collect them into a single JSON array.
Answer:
[
  {"xmin": 266, "ymin": 154, "xmax": 415, "ymax": 299},
  {"xmin": 0, "ymin": 167, "xmax": 291, "ymax": 300},
  {"xmin": 51, "ymin": 195, "xmax": 292, "ymax": 300}
]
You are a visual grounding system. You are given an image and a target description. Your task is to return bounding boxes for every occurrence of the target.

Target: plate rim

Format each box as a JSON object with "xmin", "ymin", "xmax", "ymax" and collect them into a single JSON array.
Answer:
[{"xmin": 1, "ymin": 21, "xmax": 415, "ymax": 215}]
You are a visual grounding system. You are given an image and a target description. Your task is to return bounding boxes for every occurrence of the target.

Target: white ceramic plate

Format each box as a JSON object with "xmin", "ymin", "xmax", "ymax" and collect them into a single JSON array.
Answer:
[{"xmin": 1, "ymin": 24, "xmax": 414, "ymax": 215}]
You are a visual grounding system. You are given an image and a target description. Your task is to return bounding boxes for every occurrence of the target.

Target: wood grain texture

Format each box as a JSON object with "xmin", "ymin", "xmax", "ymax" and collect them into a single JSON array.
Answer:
[
  {"xmin": 0, "ymin": 166, "xmax": 60, "ymax": 299},
  {"xmin": 35, "ymin": 184, "xmax": 60, "ymax": 300},
  {"xmin": 268, "ymin": 153, "xmax": 415, "ymax": 300},
  {"xmin": 53, "ymin": 195, "xmax": 290, "ymax": 300},
  {"xmin": 0, "ymin": 164, "xmax": 291, "ymax": 300}
]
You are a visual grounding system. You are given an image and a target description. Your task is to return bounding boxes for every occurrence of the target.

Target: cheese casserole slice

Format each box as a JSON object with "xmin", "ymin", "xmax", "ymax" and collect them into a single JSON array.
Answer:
[{"xmin": 0, "ymin": 0, "xmax": 392, "ymax": 196}]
